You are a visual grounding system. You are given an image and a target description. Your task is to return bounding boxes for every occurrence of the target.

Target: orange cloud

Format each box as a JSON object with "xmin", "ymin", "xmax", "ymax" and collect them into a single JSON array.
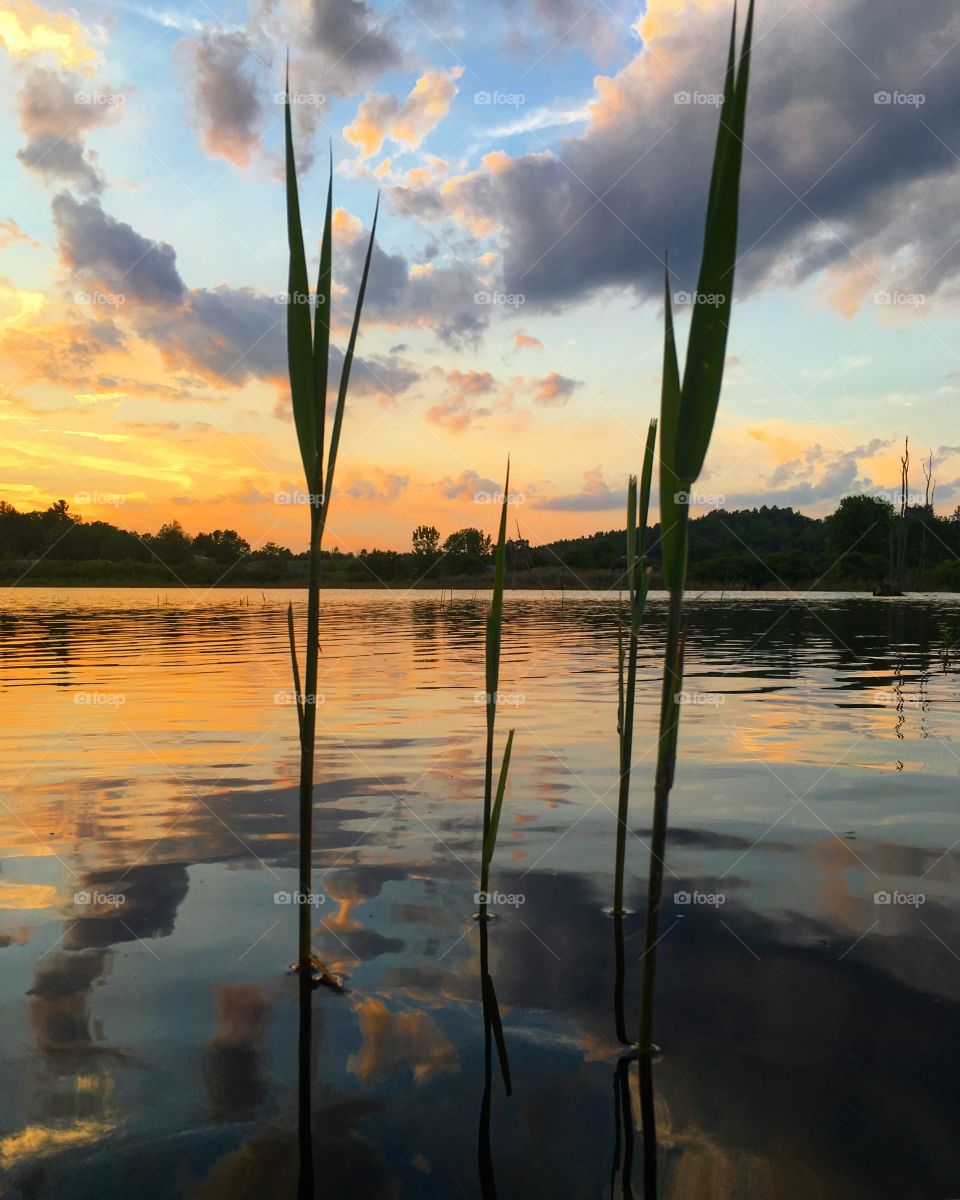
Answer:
[
  {"xmin": 344, "ymin": 67, "xmax": 463, "ymax": 159},
  {"xmin": 446, "ymin": 368, "xmax": 495, "ymax": 395},
  {"xmin": 342, "ymin": 466, "xmax": 409, "ymax": 503},
  {"xmin": 514, "ymin": 331, "xmax": 543, "ymax": 351},
  {"xmin": 0, "ymin": 0, "xmax": 97, "ymax": 72},
  {"xmin": 825, "ymin": 261, "xmax": 878, "ymax": 320},
  {"xmin": 331, "ymin": 206, "xmax": 362, "ymax": 245},
  {"xmin": 636, "ymin": 0, "xmax": 730, "ymax": 42},
  {"xmin": 531, "ymin": 371, "xmax": 582, "ymax": 407},
  {"xmin": 0, "ymin": 217, "xmax": 40, "ymax": 249}
]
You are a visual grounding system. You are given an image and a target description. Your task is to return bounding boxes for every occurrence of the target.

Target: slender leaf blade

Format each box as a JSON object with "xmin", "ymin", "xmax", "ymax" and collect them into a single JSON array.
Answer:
[
  {"xmin": 482, "ymin": 728, "xmax": 514, "ymax": 866},
  {"xmin": 659, "ymin": 266, "xmax": 685, "ymax": 591},
  {"xmin": 485, "ymin": 459, "xmax": 510, "ymax": 724},
  {"xmin": 321, "ymin": 193, "xmax": 379, "ymax": 530},
  {"xmin": 313, "ymin": 153, "xmax": 333, "ymax": 493},
  {"xmin": 637, "ymin": 418, "xmax": 657, "ymax": 537},
  {"xmin": 626, "ymin": 474, "xmax": 637, "ymax": 609},
  {"xmin": 674, "ymin": 0, "xmax": 755, "ymax": 484},
  {"xmin": 284, "ymin": 61, "xmax": 315, "ymax": 487},
  {"xmin": 631, "ymin": 417, "xmax": 658, "ymax": 633},
  {"xmin": 286, "ymin": 601, "xmax": 304, "ymax": 734}
]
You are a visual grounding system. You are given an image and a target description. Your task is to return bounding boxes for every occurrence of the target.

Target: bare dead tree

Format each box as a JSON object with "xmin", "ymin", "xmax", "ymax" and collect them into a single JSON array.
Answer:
[
  {"xmin": 923, "ymin": 449, "xmax": 936, "ymax": 510},
  {"xmin": 895, "ymin": 437, "xmax": 909, "ymax": 591},
  {"xmin": 919, "ymin": 449, "xmax": 936, "ymax": 568}
]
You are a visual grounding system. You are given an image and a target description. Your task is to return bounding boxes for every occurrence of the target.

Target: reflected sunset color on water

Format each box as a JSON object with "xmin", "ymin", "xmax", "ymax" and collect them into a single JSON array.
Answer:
[{"xmin": 1, "ymin": 588, "xmax": 959, "ymax": 1198}]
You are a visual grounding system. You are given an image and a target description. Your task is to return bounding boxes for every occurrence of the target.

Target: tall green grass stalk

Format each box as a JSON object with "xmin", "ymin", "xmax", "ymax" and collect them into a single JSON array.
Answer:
[
  {"xmin": 475, "ymin": 465, "xmax": 514, "ymax": 1177},
  {"xmin": 284, "ymin": 68, "xmax": 378, "ymax": 972},
  {"xmin": 478, "ymin": 463, "xmax": 515, "ymax": 922},
  {"xmin": 638, "ymin": 0, "xmax": 755, "ymax": 1053},
  {"xmin": 613, "ymin": 418, "xmax": 658, "ymax": 916}
]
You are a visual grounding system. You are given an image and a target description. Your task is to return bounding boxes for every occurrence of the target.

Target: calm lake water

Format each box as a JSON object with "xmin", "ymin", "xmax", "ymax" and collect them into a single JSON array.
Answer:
[{"xmin": 1, "ymin": 587, "xmax": 959, "ymax": 1198}]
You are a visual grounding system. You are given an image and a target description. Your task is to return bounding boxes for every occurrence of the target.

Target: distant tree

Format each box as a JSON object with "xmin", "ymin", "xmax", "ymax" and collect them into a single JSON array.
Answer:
[
  {"xmin": 442, "ymin": 527, "xmax": 492, "ymax": 558},
  {"xmin": 47, "ymin": 499, "xmax": 76, "ymax": 523},
  {"xmin": 364, "ymin": 549, "xmax": 404, "ymax": 580},
  {"xmin": 150, "ymin": 520, "xmax": 193, "ymax": 564},
  {"xmin": 40, "ymin": 499, "xmax": 79, "ymax": 544},
  {"xmin": 438, "ymin": 526, "xmax": 493, "ymax": 577},
  {"xmin": 193, "ymin": 528, "xmax": 250, "ymax": 565},
  {"xmin": 255, "ymin": 540, "xmax": 293, "ymax": 564},
  {"xmin": 825, "ymin": 495, "xmax": 892, "ymax": 562},
  {"xmin": 412, "ymin": 524, "xmax": 440, "ymax": 556}
]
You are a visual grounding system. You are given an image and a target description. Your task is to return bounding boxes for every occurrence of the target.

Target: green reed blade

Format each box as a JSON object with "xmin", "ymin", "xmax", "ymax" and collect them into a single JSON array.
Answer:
[
  {"xmin": 284, "ymin": 60, "xmax": 315, "ymax": 487},
  {"xmin": 286, "ymin": 601, "xmax": 304, "ymax": 734},
  {"xmin": 632, "ymin": 417, "xmax": 658, "ymax": 634},
  {"xmin": 639, "ymin": 0, "xmax": 754, "ymax": 1053},
  {"xmin": 626, "ymin": 475, "xmax": 638, "ymax": 609},
  {"xmin": 284, "ymin": 70, "xmax": 378, "ymax": 972},
  {"xmin": 480, "ymin": 468, "xmax": 514, "ymax": 912},
  {"xmin": 321, "ymin": 194, "xmax": 380, "ymax": 532},
  {"xmin": 659, "ymin": 265, "xmax": 686, "ymax": 593},
  {"xmin": 313, "ymin": 153, "xmax": 333, "ymax": 493},
  {"xmin": 485, "ymin": 458, "xmax": 510, "ymax": 735},
  {"xmin": 674, "ymin": 0, "xmax": 755, "ymax": 485},
  {"xmin": 482, "ymin": 728, "xmax": 514, "ymax": 867},
  {"xmin": 613, "ymin": 418, "xmax": 658, "ymax": 916},
  {"xmin": 637, "ymin": 418, "xmax": 657, "ymax": 537},
  {"xmin": 706, "ymin": 0, "xmax": 739, "ymax": 221}
]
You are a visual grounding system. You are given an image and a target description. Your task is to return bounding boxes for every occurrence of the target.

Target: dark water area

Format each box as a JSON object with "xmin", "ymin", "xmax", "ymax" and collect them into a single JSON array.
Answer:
[{"xmin": 1, "ymin": 588, "xmax": 959, "ymax": 1198}]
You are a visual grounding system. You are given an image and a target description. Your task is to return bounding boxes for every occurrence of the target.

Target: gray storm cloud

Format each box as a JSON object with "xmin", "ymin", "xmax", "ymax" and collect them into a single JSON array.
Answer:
[
  {"xmin": 177, "ymin": 0, "xmax": 407, "ymax": 167},
  {"xmin": 53, "ymin": 192, "xmax": 186, "ymax": 306},
  {"xmin": 16, "ymin": 67, "xmax": 123, "ymax": 194},
  {"xmin": 389, "ymin": 0, "xmax": 960, "ymax": 313},
  {"xmin": 180, "ymin": 31, "xmax": 265, "ymax": 166}
]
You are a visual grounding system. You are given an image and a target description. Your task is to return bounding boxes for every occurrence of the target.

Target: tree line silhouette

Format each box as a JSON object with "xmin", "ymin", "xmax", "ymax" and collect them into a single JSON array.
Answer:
[{"xmin": 2, "ymin": 495, "xmax": 959, "ymax": 590}]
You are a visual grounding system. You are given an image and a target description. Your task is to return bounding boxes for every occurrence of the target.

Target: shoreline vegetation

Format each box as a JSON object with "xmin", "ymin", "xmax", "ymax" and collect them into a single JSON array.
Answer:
[{"xmin": 4, "ymin": 495, "xmax": 960, "ymax": 592}]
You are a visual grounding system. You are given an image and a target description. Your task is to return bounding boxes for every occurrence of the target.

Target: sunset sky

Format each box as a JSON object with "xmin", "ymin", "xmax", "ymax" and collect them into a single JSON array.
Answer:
[{"xmin": 1, "ymin": 0, "xmax": 958, "ymax": 552}]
